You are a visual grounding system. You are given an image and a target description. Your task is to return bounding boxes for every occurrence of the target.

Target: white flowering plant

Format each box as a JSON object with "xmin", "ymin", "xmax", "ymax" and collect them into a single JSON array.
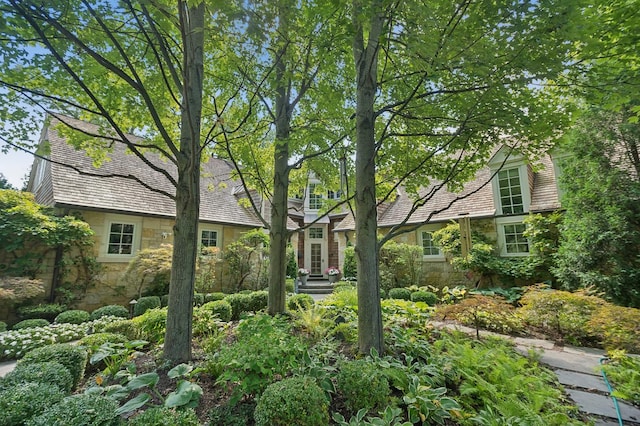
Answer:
[
  {"xmin": 298, "ymin": 268, "xmax": 310, "ymax": 276},
  {"xmin": 325, "ymin": 267, "xmax": 340, "ymax": 276}
]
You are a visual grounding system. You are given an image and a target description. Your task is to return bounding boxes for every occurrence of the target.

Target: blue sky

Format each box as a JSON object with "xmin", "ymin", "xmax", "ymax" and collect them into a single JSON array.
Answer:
[{"xmin": 0, "ymin": 149, "xmax": 34, "ymax": 189}]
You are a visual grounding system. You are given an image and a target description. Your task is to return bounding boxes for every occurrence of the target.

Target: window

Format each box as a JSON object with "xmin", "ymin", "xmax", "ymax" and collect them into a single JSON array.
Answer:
[
  {"xmin": 309, "ymin": 227, "xmax": 323, "ymax": 239},
  {"xmin": 201, "ymin": 230, "xmax": 218, "ymax": 248},
  {"xmin": 308, "ymin": 183, "xmax": 323, "ymax": 210},
  {"xmin": 498, "ymin": 168, "xmax": 524, "ymax": 214},
  {"xmin": 421, "ymin": 231, "xmax": 440, "ymax": 256},
  {"xmin": 107, "ymin": 223, "xmax": 135, "ymax": 254},
  {"xmin": 502, "ymin": 223, "xmax": 529, "ymax": 254}
]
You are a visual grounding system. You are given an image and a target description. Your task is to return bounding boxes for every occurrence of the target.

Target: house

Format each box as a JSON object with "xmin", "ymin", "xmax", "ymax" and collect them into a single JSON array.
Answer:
[{"xmin": 27, "ymin": 115, "xmax": 268, "ymax": 310}]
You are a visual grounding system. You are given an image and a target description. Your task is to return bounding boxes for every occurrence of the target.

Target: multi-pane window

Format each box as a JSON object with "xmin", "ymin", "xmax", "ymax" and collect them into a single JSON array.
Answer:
[
  {"xmin": 107, "ymin": 223, "xmax": 135, "ymax": 254},
  {"xmin": 503, "ymin": 223, "xmax": 529, "ymax": 254},
  {"xmin": 309, "ymin": 227, "xmax": 323, "ymax": 239},
  {"xmin": 421, "ymin": 231, "xmax": 440, "ymax": 256},
  {"xmin": 201, "ymin": 230, "xmax": 218, "ymax": 248},
  {"xmin": 308, "ymin": 183, "xmax": 323, "ymax": 210},
  {"xmin": 498, "ymin": 168, "xmax": 524, "ymax": 214}
]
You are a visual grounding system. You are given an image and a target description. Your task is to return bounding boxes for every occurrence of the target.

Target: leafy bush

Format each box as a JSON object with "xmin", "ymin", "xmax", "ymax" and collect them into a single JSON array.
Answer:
[
  {"xmin": 100, "ymin": 319, "xmax": 138, "ymax": 340},
  {"xmin": 388, "ymin": 287, "xmax": 412, "ymax": 301},
  {"xmin": 0, "ymin": 322, "xmax": 5, "ymax": 332},
  {"xmin": 342, "ymin": 246, "xmax": 357, "ymax": 279},
  {"xmin": 199, "ymin": 300, "xmax": 232, "ymax": 322},
  {"xmin": 248, "ymin": 290, "xmax": 268, "ymax": 311},
  {"xmin": 78, "ymin": 333, "xmax": 128, "ymax": 357},
  {"xmin": 19, "ymin": 343, "xmax": 88, "ymax": 389},
  {"xmin": 587, "ymin": 304, "xmax": 640, "ymax": 352},
  {"xmin": 519, "ymin": 287, "xmax": 602, "ymax": 345},
  {"xmin": 379, "ymin": 241, "xmax": 422, "ymax": 292},
  {"xmin": 133, "ymin": 296, "xmax": 161, "ymax": 317},
  {"xmin": 205, "ymin": 292, "xmax": 226, "ymax": 302},
  {"xmin": 12, "ymin": 318, "xmax": 50, "ymax": 330},
  {"xmin": 469, "ymin": 287, "xmax": 524, "ymax": 304},
  {"xmin": 26, "ymin": 394, "xmax": 120, "ymax": 426},
  {"xmin": 17, "ymin": 304, "xmax": 66, "ymax": 321},
  {"xmin": 1, "ymin": 361, "xmax": 74, "ymax": 393},
  {"xmin": 123, "ymin": 244, "xmax": 172, "ymax": 298},
  {"xmin": 55, "ymin": 309, "xmax": 90, "ymax": 324},
  {"xmin": 160, "ymin": 294, "xmax": 169, "ymax": 307},
  {"xmin": 285, "ymin": 278, "xmax": 294, "ymax": 293},
  {"xmin": 254, "ymin": 376, "xmax": 329, "ymax": 426},
  {"xmin": 0, "ymin": 277, "xmax": 44, "ymax": 306},
  {"xmin": 286, "ymin": 244, "xmax": 298, "ymax": 278},
  {"xmin": 224, "ymin": 292, "xmax": 264, "ymax": 320},
  {"xmin": 287, "ymin": 293, "xmax": 315, "ymax": 311},
  {"xmin": 0, "ymin": 382, "xmax": 65, "ymax": 426},
  {"xmin": 435, "ymin": 295, "xmax": 524, "ymax": 337},
  {"xmin": 411, "ymin": 291, "xmax": 438, "ymax": 305},
  {"xmin": 128, "ymin": 407, "xmax": 200, "ymax": 426},
  {"xmin": 336, "ymin": 360, "xmax": 390, "ymax": 413},
  {"xmin": 193, "ymin": 292, "xmax": 205, "ymax": 306},
  {"xmin": 131, "ymin": 307, "xmax": 167, "ymax": 343},
  {"xmin": 193, "ymin": 304, "xmax": 226, "ymax": 338},
  {"xmin": 603, "ymin": 350, "xmax": 640, "ymax": 405},
  {"xmin": 90, "ymin": 305, "xmax": 129, "ymax": 320},
  {"xmin": 208, "ymin": 401, "xmax": 255, "ymax": 426},
  {"xmin": 333, "ymin": 281, "xmax": 356, "ymax": 293}
]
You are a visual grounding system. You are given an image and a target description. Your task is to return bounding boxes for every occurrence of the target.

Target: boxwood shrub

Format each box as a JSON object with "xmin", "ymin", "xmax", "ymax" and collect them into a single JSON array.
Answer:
[
  {"xmin": 26, "ymin": 394, "xmax": 120, "ymax": 426},
  {"xmin": 133, "ymin": 296, "xmax": 161, "ymax": 317},
  {"xmin": 1, "ymin": 361, "xmax": 74, "ymax": 393},
  {"xmin": 55, "ymin": 310, "xmax": 90, "ymax": 325},
  {"xmin": 199, "ymin": 300, "xmax": 233, "ymax": 322},
  {"xmin": 388, "ymin": 287, "xmax": 412, "ymax": 301},
  {"xmin": 287, "ymin": 293, "xmax": 315, "ymax": 311},
  {"xmin": 19, "ymin": 343, "xmax": 88, "ymax": 389},
  {"xmin": 193, "ymin": 292, "xmax": 205, "ymax": 307},
  {"xmin": 336, "ymin": 359, "xmax": 390, "ymax": 413},
  {"xmin": 254, "ymin": 376, "xmax": 329, "ymax": 426},
  {"xmin": 90, "ymin": 305, "xmax": 129, "ymax": 320},
  {"xmin": 0, "ymin": 382, "xmax": 65, "ymax": 426},
  {"xmin": 12, "ymin": 318, "xmax": 50, "ymax": 330},
  {"xmin": 204, "ymin": 292, "xmax": 226, "ymax": 302},
  {"xmin": 128, "ymin": 407, "xmax": 200, "ymax": 426},
  {"xmin": 411, "ymin": 291, "xmax": 439, "ymax": 305},
  {"xmin": 17, "ymin": 304, "xmax": 66, "ymax": 321},
  {"xmin": 225, "ymin": 293, "xmax": 253, "ymax": 320},
  {"xmin": 100, "ymin": 320, "xmax": 138, "ymax": 340},
  {"xmin": 248, "ymin": 290, "xmax": 268, "ymax": 312},
  {"xmin": 131, "ymin": 308, "xmax": 167, "ymax": 343}
]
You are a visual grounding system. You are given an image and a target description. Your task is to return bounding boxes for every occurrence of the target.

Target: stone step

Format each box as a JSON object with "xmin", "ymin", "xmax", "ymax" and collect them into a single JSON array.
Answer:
[{"xmin": 298, "ymin": 287, "xmax": 333, "ymax": 295}]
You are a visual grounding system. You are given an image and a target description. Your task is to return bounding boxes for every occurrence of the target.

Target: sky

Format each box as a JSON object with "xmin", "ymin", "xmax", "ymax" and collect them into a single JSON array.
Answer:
[{"xmin": 0, "ymin": 149, "xmax": 34, "ymax": 189}]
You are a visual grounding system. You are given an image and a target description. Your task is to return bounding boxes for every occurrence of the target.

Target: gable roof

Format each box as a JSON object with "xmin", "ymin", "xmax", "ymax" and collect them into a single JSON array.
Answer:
[{"xmin": 30, "ymin": 115, "xmax": 264, "ymax": 228}]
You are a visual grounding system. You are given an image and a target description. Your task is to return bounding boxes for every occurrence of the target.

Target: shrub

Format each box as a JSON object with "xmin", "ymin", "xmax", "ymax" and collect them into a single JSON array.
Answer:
[
  {"xmin": 208, "ymin": 401, "xmax": 255, "ymax": 426},
  {"xmin": 0, "ymin": 382, "xmax": 65, "ymax": 426},
  {"xmin": 193, "ymin": 292, "xmax": 205, "ymax": 306},
  {"xmin": 100, "ymin": 319, "xmax": 138, "ymax": 340},
  {"xmin": 248, "ymin": 290, "xmax": 268, "ymax": 311},
  {"xmin": 0, "ymin": 322, "xmax": 5, "ymax": 332},
  {"xmin": 131, "ymin": 307, "xmax": 167, "ymax": 343},
  {"xmin": 1, "ymin": 361, "xmax": 74, "ymax": 393},
  {"xmin": 78, "ymin": 333, "xmax": 128, "ymax": 357},
  {"xmin": 133, "ymin": 296, "xmax": 161, "ymax": 317},
  {"xmin": 336, "ymin": 359, "xmax": 390, "ymax": 413},
  {"xmin": 333, "ymin": 281, "xmax": 356, "ymax": 293},
  {"xmin": 205, "ymin": 292, "xmax": 226, "ymax": 302},
  {"xmin": 12, "ymin": 318, "xmax": 50, "ymax": 330},
  {"xmin": 17, "ymin": 304, "xmax": 66, "ymax": 321},
  {"xmin": 411, "ymin": 291, "xmax": 438, "ymax": 305},
  {"xmin": 225, "ymin": 293, "xmax": 253, "ymax": 320},
  {"xmin": 90, "ymin": 305, "xmax": 128, "ymax": 320},
  {"xmin": 0, "ymin": 322, "xmax": 93, "ymax": 360},
  {"xmin": 519, "ymin": 287, "xmax": 602, "ymax": 345},
  {"xmin": 0, "ymin": 277, "xmax": 44, "ymax": 306},
  {"xmin": 435, "ymin": 295, "xmax": 524, "ymax": 337},
  {"xmin": 254, "ymin": 376, "xmax": 329, "ymax": 426},
  {"xmin": 587, "ymin": 304, "xmax": 640, "ymax": 352},
  {"xmin": 55, "ymin": 309, "xmax": 90, "ymax": 324},
  {"xmin": 287, "ymin": 293, "xmax": 315, "ymax": 311},
  {"xmin": 19, "ymin": 343, "xmax": 88, "ymax": 389},
  {"xmin": 379, "ymin": 240, "xmax": 422, "ymax": 292},
  {"xmin": 199, "ymin": 300, "xmax": 233, "ymax": 322},
  {"xmin": 128, "ymin": 407, "xmax": 200, "ymax": 426},
  {"xmin": 285, "ymin": 278, "xmax": 294, "ymax": 293},
  {"xmin": 26, "ymin": 394, "xmax": 120, "ymax": 426},
  {"xmin": 603, "ymin": 350, "xmax": 640, "ymax": 405},
  {"xmin": 342, "ymin": 246, "xmax": 357, "ymax": 279},
  {"xmin": 160, "ymin": 294, "xmax": 169, "ymax": 307},
  {"xmin": 388, "ymin": 287, "xmax": 412, "ymax": 301}
]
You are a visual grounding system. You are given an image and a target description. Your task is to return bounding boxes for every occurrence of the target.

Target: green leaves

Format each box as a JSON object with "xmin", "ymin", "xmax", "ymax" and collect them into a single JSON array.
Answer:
[{"xmin": 164, "ymin": 380, "xmax": 203, "ymax": 409}]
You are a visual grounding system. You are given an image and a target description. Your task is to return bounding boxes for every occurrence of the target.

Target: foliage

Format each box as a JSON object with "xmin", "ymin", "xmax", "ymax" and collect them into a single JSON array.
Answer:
[
  {"xmin": 337, "ymin": 359, "xmax": 390, "ymax": 414},
  {"xmin": 324, "ymin": 287, "xmax": 358, "ymax": 310},
  {"xmin": 603, "ymin": 350, "xmax": 640, "ymax": 405},
  {"xmin": 222, "ymin": 229, "xmax": 270, "ymax": 292},
  {"xmin": 333, "ymin": 406, "xmax": 412, "ymax": 426},
  {"xmin": 100, "ymin": 320, "xmax": 138, "ymax": 340},
  {"xmin": 254, "ymin": 376, "xmax": 329, "ymax": 426},
  {"xmin": 123, "ymin": 245, "xmax": 172, "ymax": 299},
  {"xmin": 131, "ymin": 308, "xmax": 167, "ymax": 343},
  {"xmin": 224, "ymin": 290, "xmax": 268, "ymax": 320},
  {"xmin": 0, "ymin": 277, "xmax": 44, "ymax": 306},
  {"xmin": 19, "ymin": 343, "xmax": 88, "ymax": 389},
  {"xmin": 388, "ymin": 288, "xmax": 412, "ymax": 301},
  {"xmin": 17, "ymin": 303, "xmax": 67, "ymax": 321},
  {"xmin": 435, "ymin": 295, "xmax": 524, "ymax": 338},
  {"xmin": 469, "ymin": 287, "xmax": 524, "ymax": 305},
  {"xmin": 196, "ymin": 246, "xmax": 222, "ymax": 294},
  {"xmin": 0, "ymin": 322, "xmax": 5, "ymax": 332},
  {"xmin": 193, "ymin": 292, "xmax": 205, "ymax": 307},
  {"xmin": 133, "ymin": 296, "xmax": 161, "ymax": 317},
  {"xmin": 26, "ymin": 394, "xmax": 121, "ymax": 426},
  {"xmin": 287, "ymin": 293, "xmax": 315, "ymax": 311},
  {"xmin": 204, "ymin": 292, "xmax": 226, "ymax": 302},
  {"xmin": 198, "ymin": 300, "xmax": 233, "ymax": 322},
  {"xmin": 208, "ymin": 314, "xmax": 307, "ymax": 400},
  {"xmin": 519, "ymin": 287, "xmax": 603, "ymax": 345},
  {"xmin": 78, "ymin": 333, "xmax": 128, "ymax": 358},
  {"xmin": 410, "ymin": 291, "xmax": 438, "ymax": 305},
  {"xmin": 286, "ymin": 244, "xmax": 298, "ymax": 278},
  {"xmin": 12, "ymin": 318, "xmax": 50, "ymax": 330},
  {"xmin": 292, "ymin": 305, "xmax": 331, "ymax": 342},
  {"xmin": 553, "ymin": 108, "xmax": 640, "ymax": 307},
  {"xmin": 587, "ymin": 304, "xmax": 640, "ymax": 352},
  {"xmin": 128, "ymin": 407, "xmax": 200, "ymax": 426},
  {"xmin": 325, "ymin": 266, "xmax": 341, "ymax": 276},
  {"xmin": 208, "ymin": 401, "xmax": 255, "ymax": 426},
  {"xmin": 0, "ymin": 382, "xmax": 65, "ymax": 426},
  {"xmin": 90, "ymin": 305, "xmax": 129, "ymax": 321},
  {"xmin": 378, "ymin": 241, "xmax": 422, "ymax": 292},
  {"xmin": 55, "ymin": 309, "xmax": 90, "ymax": 324},
  {"xmin": 342, "ymin": 246, "xmax": 357, "ymax": 280},
  {"xmin": 0, "ymin": 361, "xmax": 74, "ymax": 394},
  {"xmin": 522, "ymin": 212, "xmax": 562, "ymax": 282},
  {"xmin": 88, "ymin": 340, "xmax": 147, "ymax": 378}
]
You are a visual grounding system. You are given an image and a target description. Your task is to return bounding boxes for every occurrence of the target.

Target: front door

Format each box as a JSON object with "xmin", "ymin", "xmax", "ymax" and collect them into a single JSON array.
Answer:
[
  {"xmin": 305, "ymin": 226, "xmax": 327, "ymax": 275},
  {"xmin": 310, "ymin": 243, "xmax": 322, "ymax": 275}
]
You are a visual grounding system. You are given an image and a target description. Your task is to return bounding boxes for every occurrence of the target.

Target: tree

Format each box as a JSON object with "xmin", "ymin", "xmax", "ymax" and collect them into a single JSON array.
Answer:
[
  {"xmin": 553, "ymin": 107, "xmax": 640, "ymax": 307},
  {"xmin": 0, "ymin": 1, "xmax": 210, "ymax": 362},
  {"xmin": 0, "ymin": 174, "xmax": 15, "ymax": 190}
]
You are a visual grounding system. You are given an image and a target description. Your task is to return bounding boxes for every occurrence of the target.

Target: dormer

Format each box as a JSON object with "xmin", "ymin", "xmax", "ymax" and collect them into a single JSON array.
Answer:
[
  {"xmin": 488, "ymin": 146, "xmax": 532, "ymax": 216},
  {"xmin": 305, "ymin": 180, "xmax": 323, "ymax": 211}
]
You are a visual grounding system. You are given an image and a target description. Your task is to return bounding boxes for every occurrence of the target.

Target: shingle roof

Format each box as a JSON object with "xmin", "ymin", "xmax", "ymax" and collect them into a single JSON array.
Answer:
[{"xmin": 37, "ymin": 115, "xmax": 264, "ymax": 227}]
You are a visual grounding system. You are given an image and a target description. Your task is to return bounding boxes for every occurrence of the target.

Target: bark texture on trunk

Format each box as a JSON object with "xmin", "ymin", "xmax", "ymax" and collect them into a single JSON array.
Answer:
[
  {"xmin": 164, "ymin": 1, "xmax": 204, "ymax": 363},
  {"xmin": 352, "ymin": 1, "xmax": 384, "ymax": 355}
]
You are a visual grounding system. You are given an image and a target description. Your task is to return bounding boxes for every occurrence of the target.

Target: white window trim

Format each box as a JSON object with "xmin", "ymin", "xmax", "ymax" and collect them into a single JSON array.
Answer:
[
  {"xmin": 495, "ymin": 216, "xmax": 530, "ymax": 257},
  {"xmin": 491, "ymin": 164, "xmax": 531, "ymax": 216},
  {"xmin": 198, "ymin": 225, "xmax": 223, "ymax": 251},
  {"xmin": 98, "ymin": 214, "xmax": 142, "ymax": 262},
  {"xmin": 418, "ymin": 225, "xmax": 445, "ymax": 261}
]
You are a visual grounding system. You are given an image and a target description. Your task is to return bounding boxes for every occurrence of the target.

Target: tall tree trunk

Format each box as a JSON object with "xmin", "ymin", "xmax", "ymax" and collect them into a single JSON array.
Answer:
[
  {"xmin": 268, "ymin": 3, "xmax": 292, "ymax": 315},
  {"xmin": 352, "ymin": 0, "xmax": 384, "ymax": 354},
  {"xmin": 164, "ymin": 1, "xmax": 205, "ymax": 363}
]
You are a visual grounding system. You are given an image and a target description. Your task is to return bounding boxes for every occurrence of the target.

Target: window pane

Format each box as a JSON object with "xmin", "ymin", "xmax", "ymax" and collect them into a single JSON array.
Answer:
[
  {"xmin": 497, "ymin": 167, "xmax": 524, "ymax": 214},
  {"xmin": 421, "ymin": 231, "xmax": 440, "ymax": 256},
  {"xmin": 107, "ymin": 222, "xmax": 135, "ymax": 255},
  {"xmin": 110, "ymin": 223, "xmax": 122, "ymax": 233}
]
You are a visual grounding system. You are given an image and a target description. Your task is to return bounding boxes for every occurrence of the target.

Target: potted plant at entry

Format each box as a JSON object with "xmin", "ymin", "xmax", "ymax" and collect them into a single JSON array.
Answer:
[
  {"xmin": 325, "ymin": 266, "xmax": 340, "ymax": 283},
  {"xmin": 298, "ymin": 268, "xmax": 310, "ymax": 285}
]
